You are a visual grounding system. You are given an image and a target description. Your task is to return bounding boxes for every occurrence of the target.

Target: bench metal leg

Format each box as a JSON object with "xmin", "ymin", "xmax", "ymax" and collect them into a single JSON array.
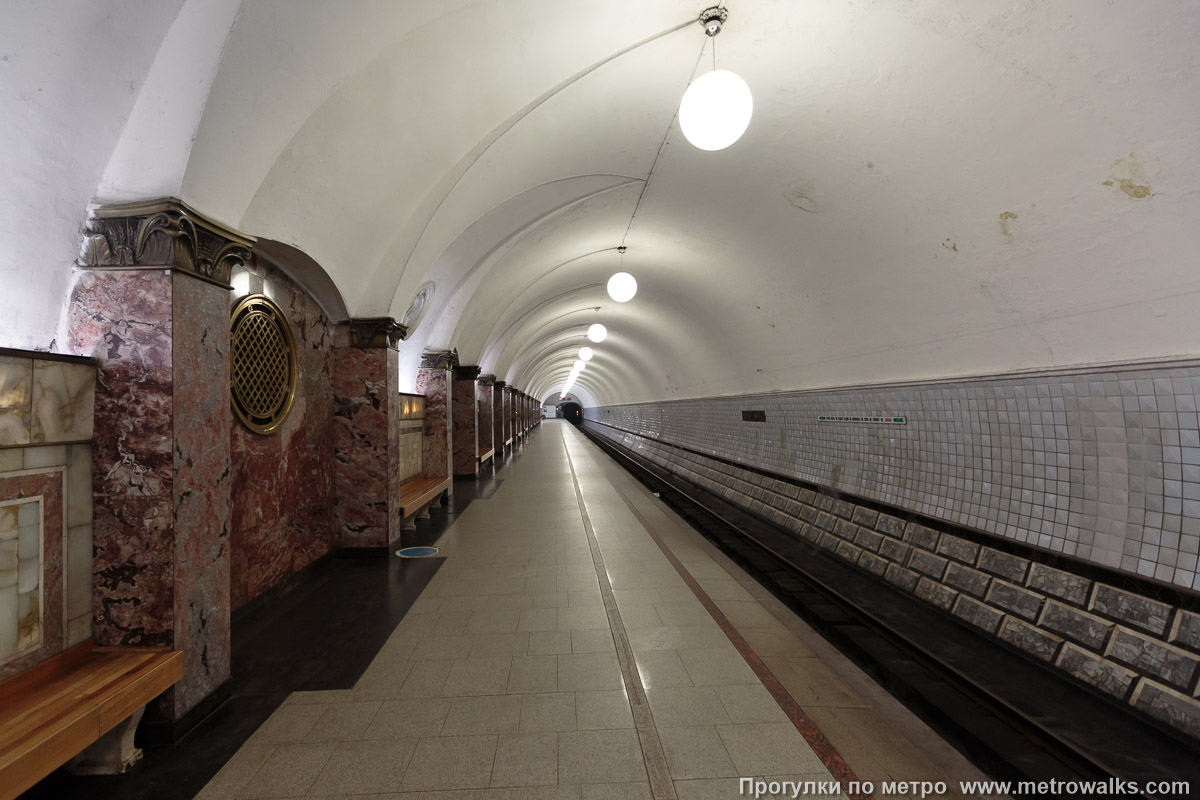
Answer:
[{"xmin": 67, "ymin": 705, "xmax": 145, "ymax": 775}]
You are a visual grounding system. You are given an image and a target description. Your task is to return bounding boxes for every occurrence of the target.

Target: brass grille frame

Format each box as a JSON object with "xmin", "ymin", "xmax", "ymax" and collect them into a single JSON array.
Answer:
[{"xmin": 230, "ymin": 294, "xmax": 298, "ymax": 435}]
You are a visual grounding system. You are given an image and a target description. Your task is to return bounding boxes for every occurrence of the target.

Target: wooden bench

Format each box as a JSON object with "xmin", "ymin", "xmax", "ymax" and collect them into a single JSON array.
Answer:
[
  {"xmin": 478, "ymin": 447, "xmax": 495, "ymax": 467},
  {"xmin": 0, "ymin": 639, "xmax": 183, "ymax": 799},
  {"xmin": 398, "ymin": 475, "xmax": 452, "ymax": 530}
]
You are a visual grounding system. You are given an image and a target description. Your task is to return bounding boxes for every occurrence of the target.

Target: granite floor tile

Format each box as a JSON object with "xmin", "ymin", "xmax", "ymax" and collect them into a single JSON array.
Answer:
[
  {"xmin": 519, "ymin": 607, "xmax": 561, "ymax": 632},
  {"xmin": 575, "ymin": 689, "xmax": 635, "ymax": 730},
  {"xmin": 441, "ymin": 694, "xmax": 523, "ymax": 735},
  {"xmin": 398, "ymin": 659, "xmax": 453, "ymax": 698},
  {"xmin": 557, "ymin": 606, "xmax": 610, "ymax": 631},
  {"xmin": 571, "ymin": 629, "xmax": 616, "ymax": 653},
  {"xmin": 528, "ymin": 630, "xmax": 574, "ymax": 655},
  {"xmin": 558, "ymin": 652, "xmax": 624, "ymax": 692},
  {"xmin": 193, "ymin": 745, "xmax": 275, "ymax": 800},
  {"xmin": 582, "ymin": 783, "xmax": 653, "ymax": 800},
  {"xmin": 654, "ymin": 602, "xmax": 715, "ymax": 627},
  {"xmin": 412, "ymin": 635, "xmax": 476, "ymax": 661},
  {"xmin": 633, "ymin": 650, "xmax": 693, "ymax": 689},
  {"xmin": 509, "ymin": 654, "xmax": 560, "ymax": 694},
  {"xmin": 559, "ymin": 729, "xmax": 648, "ymax": 784},
  {"xmin": 470, "ymin": 632, "xmax": 531, "ymax": 658},
  {"xmin": 491, "ymin": 732, "xmax": 560, "ymax": 786},
  {"xmin": 399, "ymin": 734, "xmax": 498, "ymax": 791},
  {"xmin": 521, "ymin": 691, "xmax": 578, "ymax": 733},
  {"xmin": 245, "ymin": 704, "xmax": 326, "ymax": 745},
  {"xmin": 466, "ymin": 609, "xmax": 522, "ymax": 635},
  {"xmin": 657, "ymin": 726, "xmax": 738, "ymax": 780},
  {"xmin": 442, "ymin": 657, "xmax": 513, "ymax": 696},
  {"xmin": 678, "ymin": 647, "xmax": 758, "ymax": 686},
  {"xmin": 303, "ymin": 700, "xmax": 383, "ymax": 742},
  {"xmin": 362, "ymin": 697, "xmax": 450, "ymax": 739},
  {"xmin": 235, "ymin": 742, "xmax": 335, "ymax": 798},
  {"xmin": 714, "ymin": 684, "xmax": 788, "ymax": 724},
  {"xmin": 306, "ymin": 737, "xmax": 415, "ymax": 795},
  {"xmin": 717, "ymin": 722, "xmax": 826, "ymax": 775},
  {"xmin": 646, "ymin": 686, "xmax": 732, "ymax": 727}
]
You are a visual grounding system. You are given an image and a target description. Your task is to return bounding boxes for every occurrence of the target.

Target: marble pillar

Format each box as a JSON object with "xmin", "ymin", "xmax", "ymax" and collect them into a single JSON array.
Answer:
[
  {"xmin": 68, "ymin": 198, "xmax": 249, "ymax": 723},
  {"xmin": 452, "ymin": 366, "xmax": 480, "ymax": 477},
  {"xmin": 492, "ymin": 380, "xmax": 506, "ymax": 455},
  {"xmin": 501, "ymin": 385, "xmax": 513, "ymax": 447},
  {"xmin": 416, "ymin": 351, "xmax": 455, "ymax": 485},
  {"xmin": 332, "ymin": 322, "xmax": 404, "ymax": 550},
  {"xmin": 478, "ymin": 375, "xmax": 495, "ymax": 457}
]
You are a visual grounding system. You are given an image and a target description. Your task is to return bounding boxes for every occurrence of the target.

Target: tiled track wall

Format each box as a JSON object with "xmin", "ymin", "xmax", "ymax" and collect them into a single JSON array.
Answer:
[{"xmin": 582, "ymin": 360, "xmax": 1200, "ymax": 739}]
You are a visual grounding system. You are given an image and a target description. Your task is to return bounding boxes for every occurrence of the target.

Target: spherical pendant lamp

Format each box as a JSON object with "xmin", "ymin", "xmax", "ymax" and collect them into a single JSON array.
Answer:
[
  {"xmin": 587, "ymin": 323, "xmax": 608, "ymax": 343},
  {"xmin": 679, "ymin": 69, "xmax": 753, "ymax": 151},
  {"xmin": 607, "ymin": 272, "xmax": 637, "ymax": 303},
  {"xmin": 579, "ymin": 347, "xmax": 594, "ymax": 361}
]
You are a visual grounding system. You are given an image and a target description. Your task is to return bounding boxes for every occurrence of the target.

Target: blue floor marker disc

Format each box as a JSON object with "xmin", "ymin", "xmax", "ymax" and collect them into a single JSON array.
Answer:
[{"xmin": 396, "ymin": 546, "xmax": 439, "ymax": 558}]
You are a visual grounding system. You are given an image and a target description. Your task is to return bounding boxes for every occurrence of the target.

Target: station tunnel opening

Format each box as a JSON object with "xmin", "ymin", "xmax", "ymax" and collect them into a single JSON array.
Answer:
[{"xmin": 560, "ymin": 402, "xmax": 582, "ymax": 424}]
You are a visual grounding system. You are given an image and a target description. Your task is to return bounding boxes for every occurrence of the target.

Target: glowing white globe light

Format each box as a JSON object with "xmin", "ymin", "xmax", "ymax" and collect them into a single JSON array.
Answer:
[
  {"xmin": 679, "ymin": 69, "xmax": 753, "ymax": 151},
  {"xmin": 587, "ymin": 323, "xmax": 608, "ymax": 343},
  {"xmin": 579, "ymin": 347, "xmax": 594, "ymax": 361},
  {"xmin": 573, "ymin": 360, "xmax": 585, "ymax": 371},
  {"xmin": 607, "ymin": 272, "xmax": 637, "ymax": 303}
]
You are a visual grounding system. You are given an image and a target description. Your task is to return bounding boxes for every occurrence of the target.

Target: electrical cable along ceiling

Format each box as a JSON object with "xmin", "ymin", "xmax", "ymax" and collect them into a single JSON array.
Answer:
[{"xmin": 11, "ymin": 1, "xmax": 1193, "ymax": 400}]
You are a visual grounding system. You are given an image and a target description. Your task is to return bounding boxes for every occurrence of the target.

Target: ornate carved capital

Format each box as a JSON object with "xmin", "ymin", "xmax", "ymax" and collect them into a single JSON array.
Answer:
[
  {"xmin": 454, "ymin": 364, "xmax": 482, "ymax": 380},
  {"xmin": 478, "ymin": 374, "xmax": 495, "ymax": 386},
  {"xmin": 78, "ymin": 198, "xmax": 254, "ymax": 288},
  {"xmin": 420, "ymin": 350, "xmax": 458, "ymax": 371},
  {"xmin": 347, "ymin": 317, "xmax": 407, "ymax": 348},
  {"xmin": 493, "ymin": 380, "xmax": 507, "ymax": 389}
]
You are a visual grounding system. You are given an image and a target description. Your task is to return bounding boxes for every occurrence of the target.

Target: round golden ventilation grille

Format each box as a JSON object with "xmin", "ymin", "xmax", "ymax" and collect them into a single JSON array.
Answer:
[{"xmin": 230, "ymin": 294, "xmax": 297, "ymax": 435}]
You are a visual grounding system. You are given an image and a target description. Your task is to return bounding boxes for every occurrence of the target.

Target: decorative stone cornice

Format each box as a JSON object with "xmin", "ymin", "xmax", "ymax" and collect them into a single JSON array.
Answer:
[
  {"xmin": 420, "ymin": 350, "xmax": 458, "ymax": 370},
  {"xmin": 478, "ymin": 374, "xmax": 495, "ymax": 386},
  {"xmin": 454, "ymin": 364, "xmax": 482, "ymax": 380},
  {"xmin": 78, "ymin": 197, "xmax": 254, "ymax": 289},
  {"xmin": 493, "ymin": 380, "xmax": 506, "ymax": 389},
  {"xmin": 346, "ymin": 317, "xmax": 407, "ymax": 349}
]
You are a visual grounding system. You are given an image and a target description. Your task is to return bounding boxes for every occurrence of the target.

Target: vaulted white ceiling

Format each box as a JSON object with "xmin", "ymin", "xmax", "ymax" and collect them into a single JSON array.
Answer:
[{"xmin": 4, "ymin": 1, "xmax": 1199, "ymax": 405}]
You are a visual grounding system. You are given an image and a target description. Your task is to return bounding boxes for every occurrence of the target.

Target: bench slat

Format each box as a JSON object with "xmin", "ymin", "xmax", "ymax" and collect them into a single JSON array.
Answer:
[
  {"xmin": 0, "ymin": 655, "xmax": 154, "ymax": 748},
  {"xmin": 99, "ymin": 652, "xmax": 182, "ymax": 732},
  {"xmin": 0, "ymin": 648, "xmax": 183, "ymax": 800},
  {"xmin": 0, "ymin": 707, "xmax": 100, "ymax": 800},
  {"xmin": 397, "ymin": 476, "xmax": 451, "ymax": 517}
]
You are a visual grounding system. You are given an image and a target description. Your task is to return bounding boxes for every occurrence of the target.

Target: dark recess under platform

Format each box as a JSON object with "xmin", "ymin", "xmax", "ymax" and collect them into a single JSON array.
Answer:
[{"xmin": 580, "ymin": 425, "xmax": 1200, "ymax": 798}]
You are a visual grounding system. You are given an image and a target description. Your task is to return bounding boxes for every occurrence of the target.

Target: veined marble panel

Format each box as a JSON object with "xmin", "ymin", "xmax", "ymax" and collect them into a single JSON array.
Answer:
[
  {"xmin": 31, "ymin": 360, "xmax": 96, "ymax": 443},
  {"xmin": 0, "ymin": 356, "xmax": 32, "ymax": 446}
]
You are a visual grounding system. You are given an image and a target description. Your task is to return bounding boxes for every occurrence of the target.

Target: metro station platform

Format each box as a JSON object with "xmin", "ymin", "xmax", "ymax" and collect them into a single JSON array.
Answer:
[{"xmin": 192, "ymin": 421, "xmax": 994, "ymax": 800}]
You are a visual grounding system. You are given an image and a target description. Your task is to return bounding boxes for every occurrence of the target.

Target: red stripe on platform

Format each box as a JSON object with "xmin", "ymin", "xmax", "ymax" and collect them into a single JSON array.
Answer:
[{"xmin": 616, "ymin": 487, "xmax": 874, "ymax": 800}]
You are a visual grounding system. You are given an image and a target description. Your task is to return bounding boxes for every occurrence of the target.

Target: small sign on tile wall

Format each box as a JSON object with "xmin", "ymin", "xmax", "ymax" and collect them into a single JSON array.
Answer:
[
  {"xmin": 741, "ymin": 410, "xmax": 767, "ymax": 422},
  {"xmin": 818, "ymin": 415, "xmax": 906, "ymax": 424}
]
